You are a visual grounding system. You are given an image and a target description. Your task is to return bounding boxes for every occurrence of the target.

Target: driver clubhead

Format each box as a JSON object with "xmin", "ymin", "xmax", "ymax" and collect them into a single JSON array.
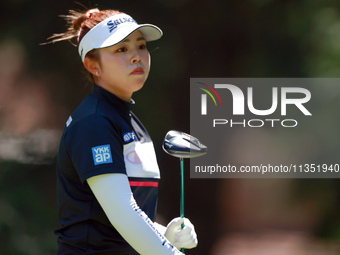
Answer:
[{"xmin": 162, "ymin": 130, "xmax": 208, "ymax": 158}]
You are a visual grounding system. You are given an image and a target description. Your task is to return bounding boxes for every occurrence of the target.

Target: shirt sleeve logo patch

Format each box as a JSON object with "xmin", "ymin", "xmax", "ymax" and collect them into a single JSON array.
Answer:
[
  {"xmin": 92, "ymin": 144, "xmax": 113, "ymax": 165},
  {"xmin": 66, "ymin": 116, "xmax": 72, "ymax": 127}
]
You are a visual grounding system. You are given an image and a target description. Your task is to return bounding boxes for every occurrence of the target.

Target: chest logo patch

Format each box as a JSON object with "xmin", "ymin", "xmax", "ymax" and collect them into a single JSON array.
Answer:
[
  {"xmin": 92, "ymin": 144, "xmax": 113, "ymax": 165},
  {"xmin": 123, "ymin": 132, "xmax": 137, "ymax": 143},
  {"xmin": 126, "ymin": 150, "xmax": 142, "ymax": 165}
]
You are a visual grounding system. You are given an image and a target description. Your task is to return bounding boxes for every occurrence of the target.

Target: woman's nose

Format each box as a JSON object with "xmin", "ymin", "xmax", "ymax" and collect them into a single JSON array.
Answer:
[{"xmin": 132, "ymin": 56, "xmax": 142, "ymax": 63}]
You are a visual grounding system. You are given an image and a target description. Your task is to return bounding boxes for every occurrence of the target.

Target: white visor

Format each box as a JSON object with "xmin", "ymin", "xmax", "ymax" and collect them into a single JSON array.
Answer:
[{"xmin": 78, "ymin": 13, "xmax": 163, "ymax": 62}]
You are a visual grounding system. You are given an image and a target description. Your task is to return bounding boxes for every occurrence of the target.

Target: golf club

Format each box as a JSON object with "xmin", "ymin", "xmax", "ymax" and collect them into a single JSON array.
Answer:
[{"xmin": 162, "ymin": 130, "xmax": 207, "ymax": 254}]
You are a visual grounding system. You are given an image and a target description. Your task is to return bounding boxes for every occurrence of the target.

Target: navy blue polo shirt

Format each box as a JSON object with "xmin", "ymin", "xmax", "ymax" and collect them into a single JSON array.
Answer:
[{"xmin": 55, "ymin": 85, "xmax": 160, "ymax": 254}]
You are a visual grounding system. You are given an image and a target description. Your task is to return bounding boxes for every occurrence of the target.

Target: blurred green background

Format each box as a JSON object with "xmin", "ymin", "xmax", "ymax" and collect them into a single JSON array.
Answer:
[{"xmin": 0, "ymin": 0, "xmax": 339, "ymax": 254}]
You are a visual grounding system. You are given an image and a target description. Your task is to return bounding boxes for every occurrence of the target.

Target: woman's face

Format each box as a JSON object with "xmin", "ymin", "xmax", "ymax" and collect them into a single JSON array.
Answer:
[{"xmin": 94, "ymin": 30, "xmax": 150, "ymax": 101}]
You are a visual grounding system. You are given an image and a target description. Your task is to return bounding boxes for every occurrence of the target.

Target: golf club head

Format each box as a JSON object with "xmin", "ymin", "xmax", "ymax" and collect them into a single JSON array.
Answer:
[{"xmin": 162, "ymin": 130, "xmax": 208, "ymax": 158}]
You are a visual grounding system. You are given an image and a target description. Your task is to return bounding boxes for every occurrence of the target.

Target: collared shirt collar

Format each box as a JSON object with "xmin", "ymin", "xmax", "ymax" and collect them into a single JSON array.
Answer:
[{"xmin": 91, "ymin": 84, "xmax": 135, "ymax": 114}]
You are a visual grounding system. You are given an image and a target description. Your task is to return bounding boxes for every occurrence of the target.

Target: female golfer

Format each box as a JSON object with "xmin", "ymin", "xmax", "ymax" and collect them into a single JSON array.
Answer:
[{"xmin": 48, "ymin": 7, "xmax": 197, "ymax": 255}]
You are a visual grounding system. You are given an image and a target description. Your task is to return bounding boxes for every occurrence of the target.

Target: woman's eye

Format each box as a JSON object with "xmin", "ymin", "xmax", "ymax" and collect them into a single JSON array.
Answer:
[
  {"xmin": 139, "ymin": 44, "xmax": 146, "ymax": 50},
  {"xmin": 117, "ymin": 47, "xmax": 127, "ymax": 53}
]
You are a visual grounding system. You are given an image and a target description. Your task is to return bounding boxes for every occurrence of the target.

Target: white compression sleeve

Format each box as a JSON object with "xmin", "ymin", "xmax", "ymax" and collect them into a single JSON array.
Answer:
[
  {"xmin": 87, "ymin": 173, "xmax": 183, "ymax": 255},
  {"xmin": 154, "ymin": 222, "xmax": 167, "ymax": 235}
]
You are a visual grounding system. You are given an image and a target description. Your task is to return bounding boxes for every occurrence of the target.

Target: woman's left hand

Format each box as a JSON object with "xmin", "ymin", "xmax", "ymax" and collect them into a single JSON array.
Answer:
[{"xmin": 164, "ymin": 217, "xmax": 198, "ymax": 249}]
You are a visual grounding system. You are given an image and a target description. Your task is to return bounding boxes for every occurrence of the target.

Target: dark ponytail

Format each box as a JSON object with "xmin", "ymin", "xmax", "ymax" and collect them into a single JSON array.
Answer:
[{"xmin": 42, "ymin": 8, "xmax": 123, "ymax": 82}]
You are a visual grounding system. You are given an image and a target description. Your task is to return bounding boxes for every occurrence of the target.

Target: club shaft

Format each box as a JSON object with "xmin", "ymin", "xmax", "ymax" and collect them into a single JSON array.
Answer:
[
  {"xmin": 180, "ymin": 157, "xmax": 184, "ymax": 219},
  {"xmin": 180, "ymin": 158, "xmax": 185, "ymax": 254}
]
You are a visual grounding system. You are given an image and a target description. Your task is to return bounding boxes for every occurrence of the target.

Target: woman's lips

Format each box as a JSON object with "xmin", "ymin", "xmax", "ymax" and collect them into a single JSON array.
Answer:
[{"xmin": 130, "ymin": 67, "xmax": 144, "ymax": 75}]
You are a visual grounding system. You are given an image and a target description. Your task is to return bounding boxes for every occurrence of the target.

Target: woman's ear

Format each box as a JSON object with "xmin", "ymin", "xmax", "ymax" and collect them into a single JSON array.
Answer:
[{"xmin": 84, "ymin": 57, "xmax": 101, "ymax": 76}]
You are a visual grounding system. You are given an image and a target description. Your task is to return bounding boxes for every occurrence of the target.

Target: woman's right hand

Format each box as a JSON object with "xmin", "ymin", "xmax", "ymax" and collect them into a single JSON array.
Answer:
[{"xmin": 164, "ymin": 217, "xmax": 198, "ymax": 250}]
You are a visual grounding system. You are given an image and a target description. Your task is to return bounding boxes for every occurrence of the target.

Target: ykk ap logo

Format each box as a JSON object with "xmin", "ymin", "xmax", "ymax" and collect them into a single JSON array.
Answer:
[{"xmin": 92, "ymin": 144, "xmax": 113, "ymax": 165}]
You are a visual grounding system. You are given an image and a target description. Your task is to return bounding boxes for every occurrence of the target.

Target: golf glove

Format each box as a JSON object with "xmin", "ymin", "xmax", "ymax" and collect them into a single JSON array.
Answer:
[{"xmin": 164, "ymin": 217, "xmax": 198, "ymax": 249}]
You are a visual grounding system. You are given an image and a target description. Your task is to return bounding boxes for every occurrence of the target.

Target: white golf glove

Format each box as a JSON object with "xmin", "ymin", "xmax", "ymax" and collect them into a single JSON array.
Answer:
[{"xmin": 164, "ymin": 217, "xmax": 198, "ymax": 249}]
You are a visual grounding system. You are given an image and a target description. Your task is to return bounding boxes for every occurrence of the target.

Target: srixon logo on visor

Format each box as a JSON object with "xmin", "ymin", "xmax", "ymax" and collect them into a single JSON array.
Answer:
[{"xmin": 107, "ymin": 17, "xmax": 137, "ymax": 33}]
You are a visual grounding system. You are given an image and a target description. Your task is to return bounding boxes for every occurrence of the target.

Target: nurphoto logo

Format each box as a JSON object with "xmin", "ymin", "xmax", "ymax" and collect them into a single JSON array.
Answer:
[
  {"xmin": 190, "ymin": 78, "xmax": 339, "ymax": 179},
  {"xmin": 195, "ymin": 81, "xmax": 312, "ymax": 128}
]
